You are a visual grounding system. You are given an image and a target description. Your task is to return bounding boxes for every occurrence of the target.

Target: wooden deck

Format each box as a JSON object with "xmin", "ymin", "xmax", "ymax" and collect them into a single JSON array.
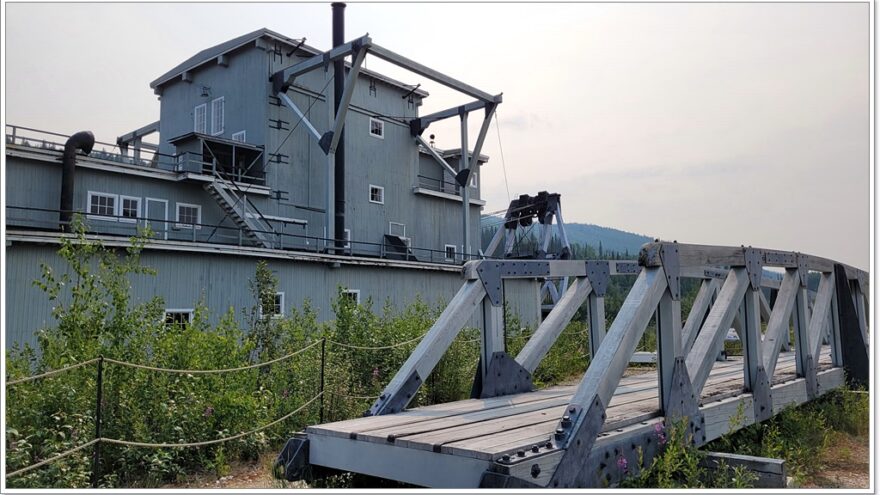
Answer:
[{"xmin": 305, "ymin": 349, "xmax": 839, "ymax": 487}]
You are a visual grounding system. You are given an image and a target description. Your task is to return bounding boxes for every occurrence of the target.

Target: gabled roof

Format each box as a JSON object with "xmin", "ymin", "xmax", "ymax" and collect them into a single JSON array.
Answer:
[{"xmin": 150, "ymin": 28, "xmax": 429, "ymax": 98}]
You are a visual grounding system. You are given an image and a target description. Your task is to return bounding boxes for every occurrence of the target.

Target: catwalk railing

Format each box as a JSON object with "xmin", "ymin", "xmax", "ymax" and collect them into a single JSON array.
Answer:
[
  {"xmin": 277, "ymin": 242, "xmax": 869, "ymax": 487},
  {"xmin": 5, "ymin": 205, "xmax": 483, "ymax": 264}
]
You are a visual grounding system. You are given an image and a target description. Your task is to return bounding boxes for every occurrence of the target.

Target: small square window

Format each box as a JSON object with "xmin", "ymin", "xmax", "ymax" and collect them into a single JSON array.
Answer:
[
  {"xmin": 369, "ymin": 185, "xmax": 385, "ymax": 204},
  {"xmin": 343, "ymin": 229, "xmax": 351, "ymax": 249},
  {"xmin": 260, "ymin": 292, "xmax": 284, "ymax": 318},
  {"xmin": 120, "ymin": 196, "xmax": 141, "ymax": 223},
  {"xmin": 231, "ymin": 130, "xmax": 246, "ymax": 142},
  {"xmin": 194, "ymin": 104, "xmax": 207, "ymax": 134},
  {"xmin": 87, "ymin": 192, "xmax": 117, "ymax": 220},
  {"xmin": 444, "ymin": 244, "xmax": 457, "ymax": 262},
  {"xmin": 342, "ymin": 290, "xmax": 360, "ymax": 305},
  {"xmin": 176, "ymin": 203, "xmax": 201, "ymax": 229},
  {"xmin": 470, "ymin": 172, "xmax": 478, "ymax": 188},
  {"xmin": 165, "ymin": 310, "xmax": 193, "ymax": 328},
  {"xmin": 369, "ymin": 118, "xmax": 384, "ymax": 139}
]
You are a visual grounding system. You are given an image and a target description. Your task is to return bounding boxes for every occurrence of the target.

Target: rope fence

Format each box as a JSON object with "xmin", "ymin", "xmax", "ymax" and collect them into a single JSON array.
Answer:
[{"xmin": 5, "ymin": 325, "xmax": 546, "ymax": 485}]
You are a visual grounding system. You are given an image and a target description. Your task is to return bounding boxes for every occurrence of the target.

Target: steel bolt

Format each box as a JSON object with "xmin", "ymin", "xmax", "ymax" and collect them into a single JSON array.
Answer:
[
  {"xmin": 517, "ymin": 450, "xmax": 525, "ymax": 457},
  {"xmin": 531, "ymin": 445, "xmax": 540, "ymax": 453},
  {"xmin": 501, "ymin": 454, "xmax": 510, "ymax": 463}
]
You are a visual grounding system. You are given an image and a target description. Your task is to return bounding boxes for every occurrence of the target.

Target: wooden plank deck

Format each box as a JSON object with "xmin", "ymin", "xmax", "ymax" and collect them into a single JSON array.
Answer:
[{"xmin": 308, "ymin": 349, "xmax": 834, "ymax": 464}]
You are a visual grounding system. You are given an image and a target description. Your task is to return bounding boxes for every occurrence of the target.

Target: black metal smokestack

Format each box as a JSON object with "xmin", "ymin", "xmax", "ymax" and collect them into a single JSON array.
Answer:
[
  {"xmin": 332, "ymin": 2, "xmax": 346, "ymax": 252},
  {"xmin": 60, "ymin": 131, "xmax": 95, "ymax": 230}
]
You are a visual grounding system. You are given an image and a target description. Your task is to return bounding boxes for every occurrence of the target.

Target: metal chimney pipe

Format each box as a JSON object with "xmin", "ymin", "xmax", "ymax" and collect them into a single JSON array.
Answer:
[
  {"xmin": 60, "ymin": 130, "xmax": 95, "ymax": 230},
  {"xmin": 332, "ymin": 2, "xmax": 346, "ymax": 253}
]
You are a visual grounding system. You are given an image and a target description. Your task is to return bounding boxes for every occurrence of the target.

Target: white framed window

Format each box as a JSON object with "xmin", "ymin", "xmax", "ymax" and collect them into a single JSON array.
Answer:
[
  {"xmin": 342, "ymin": 289, "xmax": 361, "ymax": 305},
  {"xmin": 260, "ymin": 292, "xmax": 285, "ymax": 318},
  {"xmin": 119, "ymin": 196, "xmax": 141, "ymax": 223},
  {"xmin": 231, "ymin": 130, "xmax": 246, "ymax": 142},
  {"xmin": 343, "ymin": 229, "xmax": 351, "ymax": 249},
  {"xmin": 470, "ymin": 171, "xmax": 478, "ymax": 188},
  {"xmin": 389, "ymin": 222, "xmax": 406, "ymax": 238},
  {"xmin": 175, "ymin": 203, "xmax": 202, "ymax": 229},
  {"xmin": 194, "ymin": 103, "xmax": 207, "ymax": 134},
  {"xmin": 369, "ymin": 185, "xmax": 385, "ymax": 204},
  {"xmin": 369, "ymin": 117, "xmax": 384, "ymax": 139},
  {"xmin": 165, "ymin": 309, "xmax": 194, "ymax": 328},
  {"xmin": 87, "ymin": 191, "xmax": 117, "ymax": 221},
  {"xmin": 211, "ymin": 97, "xmax": 225, "ymax": 135},
  {"xmin": 444, "ymin": 244, "xmax": 457, "ymax": 262}
]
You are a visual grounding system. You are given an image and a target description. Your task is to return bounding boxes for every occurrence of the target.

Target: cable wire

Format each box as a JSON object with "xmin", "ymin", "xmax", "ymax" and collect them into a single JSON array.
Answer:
[
  {"xmin": 5, "ymin": 439, "xmax": 100, "ymax": 479},
  {"xmin": 6, "ymin": 358, "xmax": 100, "ymax": 386}
]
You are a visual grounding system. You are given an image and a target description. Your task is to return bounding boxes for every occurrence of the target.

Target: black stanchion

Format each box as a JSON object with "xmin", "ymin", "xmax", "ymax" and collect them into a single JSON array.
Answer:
[{"xmin": 91, "ymin": 355, "xmax": 104, "ymax": 488}]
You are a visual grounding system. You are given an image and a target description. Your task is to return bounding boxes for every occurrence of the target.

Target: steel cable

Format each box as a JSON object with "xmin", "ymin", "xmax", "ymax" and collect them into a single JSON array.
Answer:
[{"xmin": 6, "ymin": 358, "xmax": 100, "ymax": 386}]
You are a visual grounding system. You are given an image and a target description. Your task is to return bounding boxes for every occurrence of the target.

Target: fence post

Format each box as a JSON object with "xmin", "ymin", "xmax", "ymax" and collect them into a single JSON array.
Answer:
[
  {"xmin": 91, "ymin": 356, "xmax": 104, "ymax": 488},
  {"xmin": 320, "ymin": 338, "xmax": 326, "ymax": 423}
]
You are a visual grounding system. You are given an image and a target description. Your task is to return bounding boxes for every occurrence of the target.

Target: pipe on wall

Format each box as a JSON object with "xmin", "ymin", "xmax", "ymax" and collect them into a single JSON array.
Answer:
[
  {"xmin": 332, "ymin": 2, "xmax": 346, "ymax": 253},
  {"xmin": 59, "ymin": 131, "xmax": 95, "ymax": 230}
]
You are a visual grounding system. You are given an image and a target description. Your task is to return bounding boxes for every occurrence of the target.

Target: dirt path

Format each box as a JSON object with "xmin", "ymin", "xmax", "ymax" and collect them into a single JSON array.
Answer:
[
  {"xmin": 803, "ymin": 431, "xmax": 870, "ymax": 489},
  {"xmin": 163, "ymin": 452, "xmax": 304, "ymax": 489}
]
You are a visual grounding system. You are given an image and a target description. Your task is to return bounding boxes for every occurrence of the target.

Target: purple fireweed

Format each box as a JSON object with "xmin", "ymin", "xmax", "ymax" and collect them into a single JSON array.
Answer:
[{"xmin": 617, "ymin": 455, "xmax": 628, "ymax": 472}]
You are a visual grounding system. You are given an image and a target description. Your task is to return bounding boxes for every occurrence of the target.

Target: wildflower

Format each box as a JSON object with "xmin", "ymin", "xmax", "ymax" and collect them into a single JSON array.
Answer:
[
  {"xmin": 617, "ymin": 455, "xmax": 628, "ymax": 472},
  {"xmin": 372, "ymin": 367, "xmax": 380, "ymax": 379},
  {"xmin": 203, "ymin": 406, "xmax": 214, "ymax": 417},
  {"xmin": 654, "ymin": 422, "xmax": 667, "ymax": 445}
]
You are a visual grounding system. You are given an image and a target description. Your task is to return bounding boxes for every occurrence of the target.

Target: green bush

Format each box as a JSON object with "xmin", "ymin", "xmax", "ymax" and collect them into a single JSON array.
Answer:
[{"xmin": 6, "ymin": 216, "xmax": 592, "ymax": 488}]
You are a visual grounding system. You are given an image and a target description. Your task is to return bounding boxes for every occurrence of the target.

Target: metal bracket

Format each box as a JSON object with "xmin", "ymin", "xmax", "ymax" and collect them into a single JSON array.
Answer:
[
  {"xmin": 318, "ymin": 132, "xmax": 333, "ymax": 154},
  {"xmin": 796, "ymin": 254, "xmax": 808, "ymax": 287},
  {"xmin": 366, "ymin": 369, "xmax": 422, "ymax": 416},
  {"xmin": 752, "ymin": 366, "xmax": 773, "ymax": 423},
  {"xmin": 659, "ymin": 243, "xmax": 680, "ymax": 300},
  {"xmin": 274, "ymin": 435, "xmax": 310, "ymax": 481},
  {"xmin": 546, "ymin": 397, "xmax": 607, "ymax": 488},
  {"xmin": 585, "ymin": 261, "xmax": 610, "ymax": 297},
  {"xmin": 476, "ymin": 261, "xmax": 551, "ymax": 307},
  {"xmin": 743, "ymin": 247, "xmax": 764, "ymax": 291},
  {"xmin": 665, "ymin": 357, "xmax": 706, "ymax": 445},
  {"xmin": 471, "ymin": 351, "xmax": 534, "ymax": 399},
  {"xmin": 764, "ymin": 250, "xmax": 796, "ymax": 267}
]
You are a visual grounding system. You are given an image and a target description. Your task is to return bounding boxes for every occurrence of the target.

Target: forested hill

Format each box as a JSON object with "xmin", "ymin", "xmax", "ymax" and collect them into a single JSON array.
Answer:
[{"xmin": 480, "ymin": 216, "xmax": 652, "ymax": 258}]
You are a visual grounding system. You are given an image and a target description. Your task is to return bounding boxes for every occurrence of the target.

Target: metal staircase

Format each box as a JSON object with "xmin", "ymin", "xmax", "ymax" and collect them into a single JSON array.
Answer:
[{"xmin": 203, "ymin": 177, "xmax": 274, "ymax": 248}]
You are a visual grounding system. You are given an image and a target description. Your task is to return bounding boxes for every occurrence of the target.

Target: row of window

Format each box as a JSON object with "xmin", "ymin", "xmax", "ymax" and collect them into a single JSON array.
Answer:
[
  {"xmin": 163, "ymin": 290, "xmax": 361, "ymax": 326},
  {"xmin": 87, "ymin": 191, "xmax": 201, "ymax": 229},
  {"xmin": 193, "ymin": 97, "xmax": 244, "ymax": 140}
]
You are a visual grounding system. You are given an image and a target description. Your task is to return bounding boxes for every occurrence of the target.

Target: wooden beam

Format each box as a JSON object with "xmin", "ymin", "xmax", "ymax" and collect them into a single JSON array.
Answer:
[
  {"xmin": 415, "ymin": 134, "xmax": 458, "ymax": 177},
  {"xmin": 686, "ymin": 268, "xmax": 750, "ymax": 395},
  {"xmin": 761, "ymin": 270, "xmax": 800, "ymax": 378},
  {"xmin": 808, "ymin": 274, "xmax": 835, "ymax": 361},
  {"xmin": 656, "ymin": 289, "xmax": 682, "ymax": 413},
  {"xmin": 327, "ymin": 47, "xmax": 367, "ymax": 154},
  {"xmin": 368, "ymin": 44, "xmax": 499, "ymax": 102},
  {"xmin": 271, "ymin": 35, "xmax": 372, "ymax": 91},
  {"xmin": 568, "ymin": 268, "xmax": 667, "ymax": 414},
  {"xmin": 682, "ymin": 279, "xmax": 718, "ymax": 354},
  {"xmin": 516, "ymin": 277, "xmax": 592, "ymax": 373}
]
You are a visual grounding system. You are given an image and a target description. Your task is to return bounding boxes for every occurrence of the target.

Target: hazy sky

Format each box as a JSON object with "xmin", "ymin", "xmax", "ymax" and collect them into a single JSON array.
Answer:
[{"xmin": 4, "ymin": 2, "xmax": 871, "ymax": 269}]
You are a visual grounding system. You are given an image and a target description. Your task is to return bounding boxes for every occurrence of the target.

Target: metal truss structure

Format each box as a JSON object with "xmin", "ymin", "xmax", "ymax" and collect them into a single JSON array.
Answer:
[
  {"xmin": 482, "ymin": 191, "xmax": 573, "ymax": 312},
  {"xmin": 269, "ymin": 35, "xmax": 502, "ymax": 255},
  {"xmin": 276, "ymin": 241, "xmax": 868, "ymax": 488}
]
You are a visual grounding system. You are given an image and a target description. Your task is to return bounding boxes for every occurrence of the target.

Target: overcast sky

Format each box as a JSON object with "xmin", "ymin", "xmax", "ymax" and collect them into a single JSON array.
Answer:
[{"xmin": 4, "ymin": 2, "xmax": 870, "ymax": 269}]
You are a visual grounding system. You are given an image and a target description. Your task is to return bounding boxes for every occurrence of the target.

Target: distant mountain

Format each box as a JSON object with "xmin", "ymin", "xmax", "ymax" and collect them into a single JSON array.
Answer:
[{"xmin": 481, "ymin": 216, "xmax": 652, "ymax": 256}]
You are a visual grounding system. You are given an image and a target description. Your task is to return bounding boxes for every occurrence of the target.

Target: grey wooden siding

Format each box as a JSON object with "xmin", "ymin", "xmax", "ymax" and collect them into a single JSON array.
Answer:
[{"xmin": 6, "ymin": 244, "xmax": 541, "ymax": 349}]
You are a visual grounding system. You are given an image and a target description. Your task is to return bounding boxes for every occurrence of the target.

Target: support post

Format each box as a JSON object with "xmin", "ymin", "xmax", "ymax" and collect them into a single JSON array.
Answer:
[
  {"xmin": 320, "ymin": 338, "xmax": 326, "ymax": 423},
  {"xmin": 742, "ymin": 288, "xmax": 772, "ymax": 420},
  {"xmin": 91, "ymin": 356, "xmax": 104, "ymax": 488},
  {"xmin": 656, "ymin": 289, "xmax": 682, "ymax": 413},
  {"xmin": 587, "ymin": 292, "xmax": 605, "ymax": 359},
  {"xmin": 460, "ymin": 111, "xmax": 470, "ymax": 260},
  {"xmin": 794, "ymin": 286, "xmax": 816, "ymax": 398}
]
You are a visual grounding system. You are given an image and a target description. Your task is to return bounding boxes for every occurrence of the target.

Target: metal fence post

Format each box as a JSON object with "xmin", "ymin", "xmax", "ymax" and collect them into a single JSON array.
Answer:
[
  {"xmin": 320, "ymin": 338, "xmax": 326, "ymax": 423},
  {"xmin": 91, "ymin": 356, "xmax": 104, "ymax": 488}
]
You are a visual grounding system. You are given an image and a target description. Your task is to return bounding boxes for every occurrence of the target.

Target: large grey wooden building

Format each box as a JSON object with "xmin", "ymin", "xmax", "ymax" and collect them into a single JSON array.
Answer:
[{"xmin": 5, "ymin": 26, "xmax": 539, "ymax": 348}]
